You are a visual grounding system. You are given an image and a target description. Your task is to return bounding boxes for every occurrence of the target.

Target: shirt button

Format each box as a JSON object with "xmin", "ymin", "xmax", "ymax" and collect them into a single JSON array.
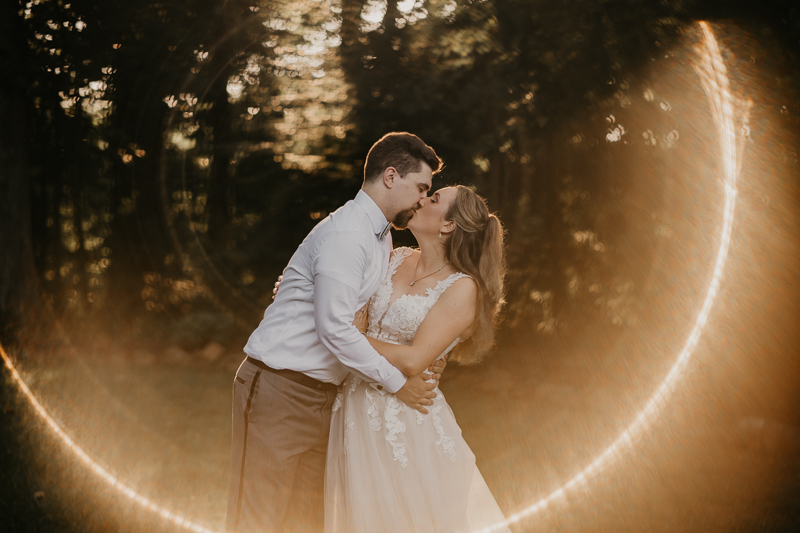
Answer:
[
  {"xmin": 376, "ymin": 385, "xmax": 383, "ymax": 390},
  {"xmin": 317, "ymin": 383, "xmax": 322, "ymax": 389}
]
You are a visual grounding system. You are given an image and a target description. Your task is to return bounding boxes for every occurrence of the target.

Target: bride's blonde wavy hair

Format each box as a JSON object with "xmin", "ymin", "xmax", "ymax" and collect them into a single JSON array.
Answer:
[{"xmin": 442, "ymin": 185, "xmax": 506, "ymax": 364}]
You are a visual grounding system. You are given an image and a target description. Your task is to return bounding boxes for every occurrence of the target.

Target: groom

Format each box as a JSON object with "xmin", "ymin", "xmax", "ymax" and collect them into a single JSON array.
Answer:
[{"xmin": 226, "ymin": 133, "xmax": 446, "ymax": 533}]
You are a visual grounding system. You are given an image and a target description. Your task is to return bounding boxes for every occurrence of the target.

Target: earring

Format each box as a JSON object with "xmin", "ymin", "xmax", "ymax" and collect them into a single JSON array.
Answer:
[{"xmin": 438, "ymin": 232, "xmax": 442, "ymax": 238}]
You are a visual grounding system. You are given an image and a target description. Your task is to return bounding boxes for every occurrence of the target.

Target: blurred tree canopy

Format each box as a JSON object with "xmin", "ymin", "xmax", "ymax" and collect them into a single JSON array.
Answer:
[{"xmin": 1, "ymin": 0, "xmax": 798, "ymax": 351}]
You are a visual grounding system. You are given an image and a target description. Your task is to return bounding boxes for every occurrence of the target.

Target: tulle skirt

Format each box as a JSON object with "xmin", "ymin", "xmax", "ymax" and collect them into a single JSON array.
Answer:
[{"xmin": 325, "ymin": 375, "xmax": 511, "ymax": 533}]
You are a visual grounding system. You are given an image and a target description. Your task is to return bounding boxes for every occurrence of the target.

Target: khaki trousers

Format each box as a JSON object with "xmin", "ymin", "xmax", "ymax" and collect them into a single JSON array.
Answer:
[{"xmin": 226, "ymin": 358, "xmax": 337, "ymax": 533}]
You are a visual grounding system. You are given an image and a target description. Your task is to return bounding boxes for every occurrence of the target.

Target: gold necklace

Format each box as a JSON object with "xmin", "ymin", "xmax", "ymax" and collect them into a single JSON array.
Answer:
[{"xmin": 409, "ymin": 263, "xmax": 449, "ymax": 286}]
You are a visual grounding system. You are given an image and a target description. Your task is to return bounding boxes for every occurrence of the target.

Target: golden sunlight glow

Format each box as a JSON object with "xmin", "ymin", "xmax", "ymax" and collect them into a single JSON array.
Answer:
[
  {"xmin": 0, "ymin": 22, "xmax": 747, "ymax": 533},
  {"xmin": 0, "ymin": 345, "xmax": 217, "ymax": 533},
  {"xmin": 477, "ymin": 21, "xmax": 750, "ymax": 532},
  {"xmin": 257, "ymin": 0, "xmax": 354, "ymax": 171}
]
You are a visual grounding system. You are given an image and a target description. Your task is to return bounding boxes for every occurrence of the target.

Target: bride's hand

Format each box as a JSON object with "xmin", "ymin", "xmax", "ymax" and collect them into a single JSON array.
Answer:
[
  {"xmin": 352, "ymin": 302, "xmax": 369, "ymax": 333},
  {"xmin": 271, "ymin": 275, "xmax": 283, "ymax": 300}
]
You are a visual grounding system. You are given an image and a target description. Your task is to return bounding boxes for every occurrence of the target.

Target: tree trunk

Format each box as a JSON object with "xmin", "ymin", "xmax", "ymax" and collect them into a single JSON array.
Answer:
[
  {"xmin": 0, "ymin": 5, "xmax": 38, "ymax": 340},
  {"xmin": 206, "ymin": 0, "xmax": 261, "ymax": 247}
]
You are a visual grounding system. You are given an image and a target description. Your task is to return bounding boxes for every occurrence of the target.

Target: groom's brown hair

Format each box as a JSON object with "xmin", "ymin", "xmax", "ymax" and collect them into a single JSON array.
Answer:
[{"xmin": 363, "ymin": 132, "xmax": 442, "ymax": 183}]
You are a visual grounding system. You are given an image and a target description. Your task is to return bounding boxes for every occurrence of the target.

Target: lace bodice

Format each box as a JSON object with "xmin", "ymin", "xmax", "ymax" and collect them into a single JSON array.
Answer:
[
  {"xmin": 365, "ymin": 247, "xmax": 469, "ymax": 358},
  {"xmin": 330, "ymin": 247, "xmax": 474, "ymax": 471}
]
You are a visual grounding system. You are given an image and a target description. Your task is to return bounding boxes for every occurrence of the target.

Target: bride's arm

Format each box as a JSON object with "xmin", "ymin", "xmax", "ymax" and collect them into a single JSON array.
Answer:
[{"xmin": 366, "ymin": 277, "xmax": 477, "ymax": 376}]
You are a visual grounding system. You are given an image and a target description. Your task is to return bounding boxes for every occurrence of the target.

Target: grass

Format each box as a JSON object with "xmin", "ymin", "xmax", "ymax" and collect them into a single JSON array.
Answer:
[{"xmin": 2, "ymin": 325, "xmax": 799, "ymax": 533}]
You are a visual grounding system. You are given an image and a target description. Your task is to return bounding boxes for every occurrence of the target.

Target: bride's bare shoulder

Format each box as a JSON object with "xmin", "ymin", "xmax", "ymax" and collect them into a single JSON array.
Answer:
[
  {"xmin": 391, "ymin": 246, "xmax": 418, "ymax": 256},
  {"xmin": 438, "ymin": 275, "xmax": 477, "ymax": 305},
  {"xmin": 451, "ymin": 274, "xmax": 477, "ymax": 293},
  {"xmin": 390, "ymin": 246, "xmax": 419, "ymax": 262}
]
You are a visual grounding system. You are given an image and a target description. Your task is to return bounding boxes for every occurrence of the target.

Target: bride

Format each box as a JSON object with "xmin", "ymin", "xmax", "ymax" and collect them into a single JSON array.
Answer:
[{"xmin": 325, "ymin": 185, "xmax": 511, "ymax": 533}]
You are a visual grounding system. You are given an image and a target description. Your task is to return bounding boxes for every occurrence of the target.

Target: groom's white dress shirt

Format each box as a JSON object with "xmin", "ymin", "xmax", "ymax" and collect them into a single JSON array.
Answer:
[{"xmin": 243, "ymin": 190, "xmax": 407, "ymax": 393}]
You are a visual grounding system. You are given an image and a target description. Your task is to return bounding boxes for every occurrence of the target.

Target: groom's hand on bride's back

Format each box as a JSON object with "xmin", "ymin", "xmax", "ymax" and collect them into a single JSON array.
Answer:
[
  {"xmin": 396, "ymin": 373, "xmax": 438, "ymax": 414},
  {"xmin": 427, "ymin": 357, "xmax": 446, "ymax": 381}
]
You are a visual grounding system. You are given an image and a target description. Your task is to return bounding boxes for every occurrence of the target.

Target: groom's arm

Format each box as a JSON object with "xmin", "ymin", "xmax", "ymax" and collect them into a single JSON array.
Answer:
[{"xmin": 313, "ymin": 231, "xmax": 407, "ymax": 393}]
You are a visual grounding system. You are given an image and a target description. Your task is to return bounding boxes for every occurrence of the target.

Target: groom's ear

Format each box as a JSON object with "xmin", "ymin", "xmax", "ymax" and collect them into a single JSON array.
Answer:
[{"xmin": 382, "ymin": 167, "xmax": 399, "ymax": 189}]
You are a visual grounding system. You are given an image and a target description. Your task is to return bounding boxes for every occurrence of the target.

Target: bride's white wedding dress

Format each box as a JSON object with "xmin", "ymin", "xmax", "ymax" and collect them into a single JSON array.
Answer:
[{"xmin": 325, "ymin": 247, "xmax": 511, "ymax": 533}]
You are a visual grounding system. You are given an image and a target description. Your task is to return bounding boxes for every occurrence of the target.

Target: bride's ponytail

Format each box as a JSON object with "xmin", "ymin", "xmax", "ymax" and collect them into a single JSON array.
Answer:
[
  {"xmin": 443, "ymin": 186, "xmax": 507, "ymax": 364},
  {"xmin": 480, "ymin": 214, "xmax": 506, "ymax": 315}
]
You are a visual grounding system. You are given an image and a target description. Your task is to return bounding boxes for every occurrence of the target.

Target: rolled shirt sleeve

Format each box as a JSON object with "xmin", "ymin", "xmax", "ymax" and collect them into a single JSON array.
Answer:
[{"xmin": 313, "ymin": 232, "xmax": 407, "ymax": 393}]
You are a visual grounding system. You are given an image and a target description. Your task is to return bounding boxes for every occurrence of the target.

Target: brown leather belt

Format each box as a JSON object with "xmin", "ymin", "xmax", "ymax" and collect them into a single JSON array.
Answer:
[{"xmin": 246, "ymin": 357, "xmax": 337, "ymax": 392}]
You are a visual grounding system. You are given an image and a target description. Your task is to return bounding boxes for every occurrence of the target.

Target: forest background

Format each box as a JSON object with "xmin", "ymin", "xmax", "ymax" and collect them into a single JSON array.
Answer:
[
  {"xmin": 2, "ymin": 0, "xmax": 796, "ymax": 350},
  {"xmin": 1, "ymin": 0, "xmax": 799, "ymax": 531}
]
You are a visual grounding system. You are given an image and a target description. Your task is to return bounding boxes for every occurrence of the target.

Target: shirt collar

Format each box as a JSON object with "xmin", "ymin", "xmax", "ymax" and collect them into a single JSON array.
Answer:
[{"xmin": 355, "ymin": 190, "xmax": 391, "ymax": 241}]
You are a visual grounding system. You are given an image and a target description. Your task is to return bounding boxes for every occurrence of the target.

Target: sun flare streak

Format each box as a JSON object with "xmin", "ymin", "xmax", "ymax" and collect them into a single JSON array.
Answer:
[
  {"xmin": 0, "ymin": 21, "xmax": 746, "ymax": 533},
  {"xmin": 0, "ymin": 347, "xmax": 218, "ymax": 533},
  {"xmin": 477, "ymin": 21, "xmax": 749, "ymax": 533}
]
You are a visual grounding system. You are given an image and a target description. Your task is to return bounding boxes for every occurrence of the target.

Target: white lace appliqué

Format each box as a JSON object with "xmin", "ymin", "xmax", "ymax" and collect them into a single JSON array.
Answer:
[
  {"xmin": 365, "ymin": 387, "xmax": 382, "ymax": 432},
  {"xmin": 335, "ymin": 248, "xmax": 469, "ymax": 466},
  {"xmin": 366, "ymin": 247, "xmax": 413, "ymax": 340},
  {"xmin": 342, "ymin": 375, "xmax": 363, "ymax": 454},
  {"xmin": 431, "ymin": 391, "xmax": 456, "ymax": 461},
  {"xmin": 384, "ymin": 395, "xmax": 409, "ymax": 468},
  {"xmin": 331, "ymin": 391, "xmax": 342, "ymax": 412}
]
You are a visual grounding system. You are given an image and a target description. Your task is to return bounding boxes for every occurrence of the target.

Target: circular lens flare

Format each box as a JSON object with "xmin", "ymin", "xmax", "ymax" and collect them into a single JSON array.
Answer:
[
  {"xmin": 0, "ymin": 21, "xmax": 748, "ymax": 533},
  {"xmin": 478, "ymin": 20, "xmax": 749, "ymax": 532},
  {"xmin": 0, "ymin": 344, "xmax": 217, "ymax": 533}
]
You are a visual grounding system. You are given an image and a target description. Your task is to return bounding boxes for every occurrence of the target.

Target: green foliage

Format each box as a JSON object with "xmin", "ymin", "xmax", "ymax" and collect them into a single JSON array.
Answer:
[
  {"xmin": 170, "ymin": 308, "xmax": 236, "ymax": 350},
  {"xmin": 11, "ymin": 0, "xmax": 800, "ymax": 349}
]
